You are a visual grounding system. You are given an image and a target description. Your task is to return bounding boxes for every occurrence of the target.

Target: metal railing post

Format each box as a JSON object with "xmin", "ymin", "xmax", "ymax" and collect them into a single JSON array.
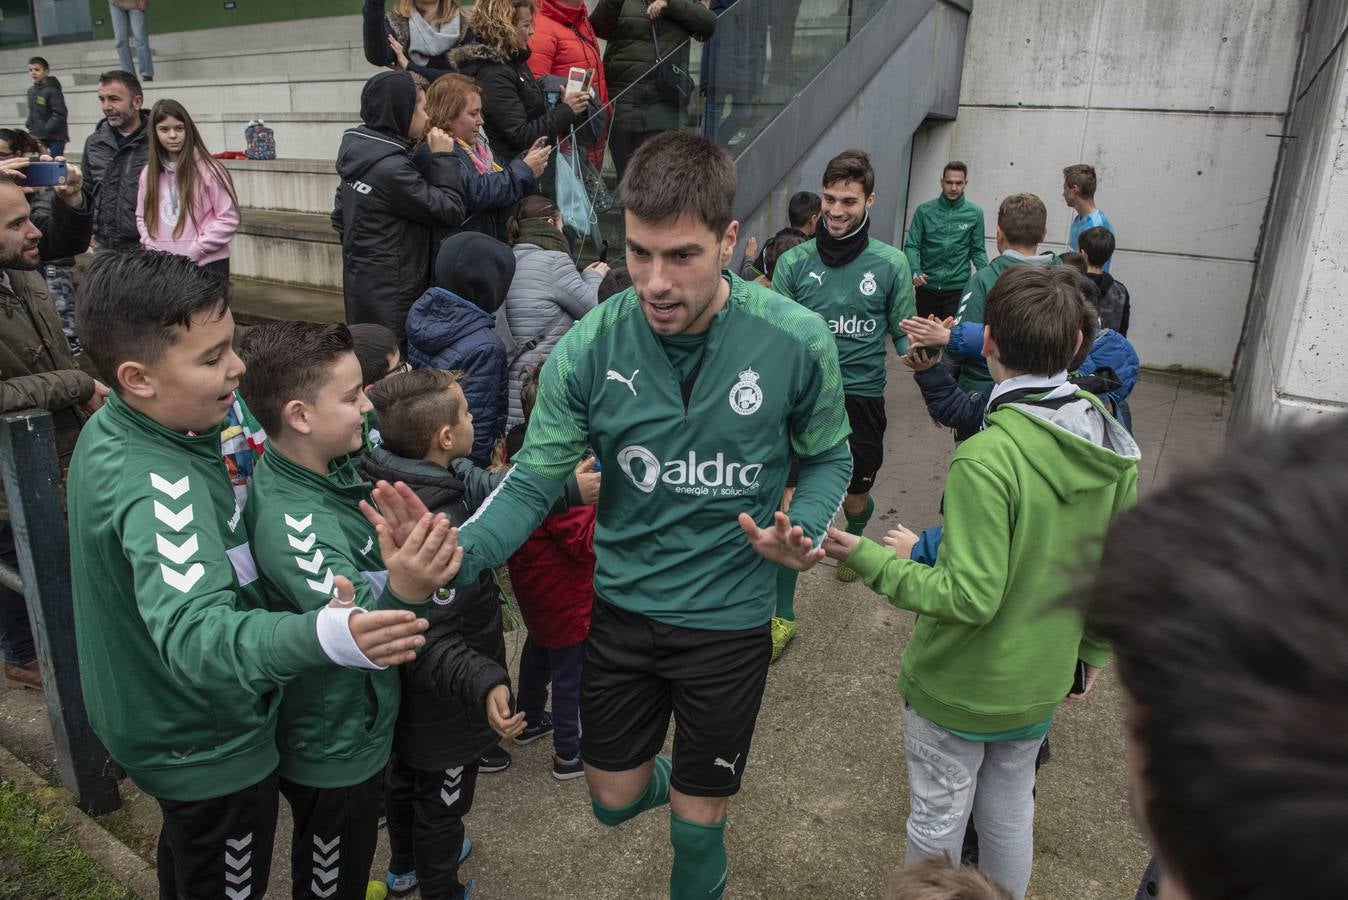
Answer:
[{"xmin": 0, "ymin": 409, "xmax": 121, "ymax": 815}]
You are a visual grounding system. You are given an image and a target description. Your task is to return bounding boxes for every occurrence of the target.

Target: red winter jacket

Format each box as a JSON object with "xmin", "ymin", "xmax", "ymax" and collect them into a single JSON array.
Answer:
[
  {"xmin": 507, "ymin": 502, "xmax": 596, "ymax": 648},
  {"xmin": 527, "ymin": 0, "xmax": 609, "ymax": 168}
]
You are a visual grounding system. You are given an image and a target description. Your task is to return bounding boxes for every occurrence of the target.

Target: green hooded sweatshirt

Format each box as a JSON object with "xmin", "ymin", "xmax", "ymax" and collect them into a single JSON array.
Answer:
[
  {"xmin": 843, "ymin": 389, "xmax": 1138, "ymax": 735},
  {"xmin": 68, "ymin": 393, "xmax": 330, "ymax": 801},
  {"xmin": 245, "ymin": 447, "xmax": 424, "ymax": 788},
  {"xmin": 904, "ymin": 194, "xmax": 988, "ymax": 292}
]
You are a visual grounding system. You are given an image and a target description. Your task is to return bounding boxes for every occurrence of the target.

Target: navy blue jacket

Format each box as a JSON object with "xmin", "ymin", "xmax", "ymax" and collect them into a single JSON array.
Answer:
[
  {"xmin": 405, "ymin": 287, "xmax": 509, "ymax": 465},
  {"xmin": 412, "ymin": 141, "xmax": 536, "ymax": 242}
]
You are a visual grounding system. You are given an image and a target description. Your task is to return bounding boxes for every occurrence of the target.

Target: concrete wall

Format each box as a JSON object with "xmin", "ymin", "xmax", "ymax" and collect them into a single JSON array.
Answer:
[
  {"xmin": 1231, "ymin": 0, "xmax": 1348, "ymax": 426},
  {"xmin": 86, "ymin": 0, "xmax": 337, "ymax": 40},
  {"xmin": 905, "ymin": 0, "xmax": 1307, "ymax": 374}
]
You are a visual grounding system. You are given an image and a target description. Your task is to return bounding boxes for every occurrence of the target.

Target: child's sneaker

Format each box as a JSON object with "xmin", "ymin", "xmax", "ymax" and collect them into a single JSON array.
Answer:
[
  {"xmin": 459, "ymin": 835, "xmax": 473, "ymax": 863},
  {"xmin": 514, "ymin": 711, "xmax": 554, "ymax": 746},
  {"xmin": 769, "ymin": 616, "xmax": 796, "ymax": 663},
  {"xmin": 366, "ymin": 881, "xmax": 389, "ymax": 900},
  {"xmin": 479, "ymin": 743, "xmax": 512, "ymax": 773},
  {"xmin": 836, "ymin": 561, "xmax": 859, "ymax": 583},
  {"xmin": 385, "ymin": 870, "xmax": 418, "ymax": 897},
  {"xmin": 552, "ymin": 754, "xmax": 585, "ymax": 781}
]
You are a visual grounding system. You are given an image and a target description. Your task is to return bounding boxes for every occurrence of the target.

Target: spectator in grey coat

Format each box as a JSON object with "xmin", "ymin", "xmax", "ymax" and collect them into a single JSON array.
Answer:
[
  {"xmin": 25, "ymin": 58, "xmax": 68, "ymax": 157},
  {"xmin": 501, "ymin": 194, "xmax": 609, "ymax": 426}
]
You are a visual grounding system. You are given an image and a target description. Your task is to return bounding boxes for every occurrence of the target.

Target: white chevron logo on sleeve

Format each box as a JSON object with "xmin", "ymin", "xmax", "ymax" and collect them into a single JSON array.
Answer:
[
  {"xmin": 285, "ymin": 514, "xmax": 313, "ymax": 532},
  {"xmin": 160, "ymin": 562, "xmax": 206, "ymax": 593},
  {"xmin": 224, "ymin": 867, "xmax": 252, "ymax": 886},
  {"xmin": 313, "ymin": 834, "xmax": 340, "ymax": 854},
  {"xmin": 150, "ymin": 473, "xmax": 190, "ymax": 500},
  {"xmin": 153, "ymin": 500, "xmax": 194, "ymax": 531},
  {"xmin": 225, "ymin": 850, "xmax": 251, "ymax": 868},
  {"xmin": 311, "ymin": 882, "xmax": 337, "ymax": 898},
  {"xmin": 287, "ymin": 532, "xmax": 317, "ymax": 553},
  {"xmin": 155, "ymin": 533, "xmax": 199, "ymax": 566},
  {"xmin": 306, "ymin": 569, "xmax": 335, "ymax": 595},
  {"xmin": 294, "ymin": 548, "xmax": 325, "ymax": 574},
  {"xmin": 225, "ymin": 888, "xmax": 252, "ymax": 900},
  {"xmin": 312, "ymin": 848, "xmax": 340, "ymax": 867}
]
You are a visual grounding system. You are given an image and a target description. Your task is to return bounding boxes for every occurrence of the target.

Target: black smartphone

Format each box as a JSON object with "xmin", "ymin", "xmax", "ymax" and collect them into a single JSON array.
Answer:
[
  {"xmin": 1069, "ymin": 659, "xmax": 1088, "ymax": 696},
  {"xmin": 598, "ymin": 242, "xmax": 610, "ymax": 265}
]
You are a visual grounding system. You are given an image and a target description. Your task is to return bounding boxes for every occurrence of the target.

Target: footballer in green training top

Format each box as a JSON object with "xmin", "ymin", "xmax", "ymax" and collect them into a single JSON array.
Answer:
[
  {"xmin": 372, "ymin": 132, "xmax": 853, "ymax": 900},
  {"xmin": 773, "ymin": 148, "xmax": 916, "ymax": 597}
]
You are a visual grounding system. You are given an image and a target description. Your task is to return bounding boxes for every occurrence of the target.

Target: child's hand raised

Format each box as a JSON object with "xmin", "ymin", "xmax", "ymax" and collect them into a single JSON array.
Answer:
[
  {"xmin": 574, "ymin": 456, "xmax": 601, "ymax": 505},
  {"xmin": 738, "ymin": 511, "xmax": 825, "ymax": 571},
  {"xmin": 900, "ymin": 316, "xmax": 953, "ymax": 349},
  {"xmin": 361, "ymin": 480, "xmax": 443, "ymax": 548},
  {"xmin": 900, "ymin": 349, "xmax": 940, "ymax": 372},
  {"xmin": 485, "ymin": 685, "xmax": 526, "ymax": 739},
  {"xmin": 379, "ymin": 513, "xmax": 463, "ymax": 602},
  {"xmin": 882, "ymin": 525, "xmax": 920, "ymax": 560},
  {"xmin": 822, "ymin": 526, "xmax": 860, "ymax": 562}
]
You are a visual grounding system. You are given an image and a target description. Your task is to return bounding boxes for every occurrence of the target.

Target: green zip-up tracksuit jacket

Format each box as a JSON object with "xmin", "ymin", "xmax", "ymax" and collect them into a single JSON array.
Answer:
[
  {"xmin": 455, "ymin": 273, "xmax": 854, "ymax": 630},
  {"xmin": 953, "ymin": 251, "xmax": 1060, "ymax": 394},
  {"xmin": 772, "ymin": 237, "xmax": 916, "ymax": 397},
  {"xmin": 903, "ymin": 194, "xmax": 988, "ymax": 291},
  {"xmin": 843, "ymin": 391, "xmax": 1138, "ymax": 734},
  {"xmin": 68, "ymin": 394, "xmax": 331, "ymax": 802},
  {"xmin": 245, "ymin": 447, "xmax": 422, "ymax": 788}
]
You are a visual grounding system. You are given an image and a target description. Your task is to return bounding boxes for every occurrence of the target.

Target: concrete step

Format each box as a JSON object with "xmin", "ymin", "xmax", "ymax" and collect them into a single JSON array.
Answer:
[
  {"xmin": 60, "ymin": 111, "xmax": 352, "ymax": 164},
  {"xmin": 232, "ymin": 209, "xmax": 340, "ymax": 290},
  {"xmin": 223, "ymin": 158, "xmax": 339, "ymax": 216},
  {"xmin": 0, "ymin": 15, "xmax": 362, "ymax": 76},
  {"xmin": 229, "ymin": 276, "xmax": 342, "ymax": 327},
  {"xmin": 59, "ymin": 41, "xmax": 371, "ymax": 86}
]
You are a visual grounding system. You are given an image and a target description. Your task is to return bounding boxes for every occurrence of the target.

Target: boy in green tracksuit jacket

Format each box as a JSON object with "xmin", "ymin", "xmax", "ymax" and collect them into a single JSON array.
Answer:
[
  {"xmin": 903, "ymin": 161, "xmax": 987, "ymax": 320},
  {"xmin": 394, "ymin": 133, "xmax": 853, "ymax": 900},
  {"xmin": 67, "ymin": 252, "xmax": 434, "ymax": 900},
  {"xmin": 238, "ymin": 320, "xmax": 474, "ymax": 900},
  {"xmin": 949, "ymin": 192, "xmax": 1058, "ymax": 400},
  {"xmin": 772, "ymin": 149, "xmax": 915, "ymax": 633},
  {"xmin": 825, "ymin": 266, "xmax": 1139, "ymax": 900}
]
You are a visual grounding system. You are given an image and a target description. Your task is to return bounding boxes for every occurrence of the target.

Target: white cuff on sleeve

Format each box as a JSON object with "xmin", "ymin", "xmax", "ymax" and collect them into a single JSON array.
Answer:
[{"xmin": 315, "ymin": 606, "xmax": 387, "ymax": 670}]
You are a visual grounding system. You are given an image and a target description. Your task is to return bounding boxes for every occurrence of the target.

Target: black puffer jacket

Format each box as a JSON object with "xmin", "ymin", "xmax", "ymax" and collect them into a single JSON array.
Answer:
[
  {"xmin": 449, "ymin": 41, "xmax": 579, "ymax": 163},
  {"xmin": 81, "ymin": 112, "xmax": 149, "ymax": 249},
  {"xmin": 332, "ymin": 71, "xmax": 466, "ymax": 342},
  {"xmin": 591, "ymin": 0, "xmax": 715, "ymax": 132},
  {"xmin": 358, "ymin": 447, "xmax": 512, "ymax": 769},
  {"xmin": 29, "ymin": 185, "xmax": 93, "ymax": 266}
]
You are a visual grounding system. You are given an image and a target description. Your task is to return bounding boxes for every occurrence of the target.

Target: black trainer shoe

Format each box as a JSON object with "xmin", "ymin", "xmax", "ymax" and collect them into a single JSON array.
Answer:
[
  {"xmin": 513, "ymin": 711, "xmax": 555, "ymax": 746},
  {"xmin": 478, "ymin": 743, "xmax": 512, "ymax": 773}
]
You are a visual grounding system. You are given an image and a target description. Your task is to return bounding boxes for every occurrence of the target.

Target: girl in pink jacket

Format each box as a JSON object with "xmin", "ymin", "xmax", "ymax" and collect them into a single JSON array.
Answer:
[{"xmin": 136, "ymin": 98, "xmax": 240, "ymax": 278}]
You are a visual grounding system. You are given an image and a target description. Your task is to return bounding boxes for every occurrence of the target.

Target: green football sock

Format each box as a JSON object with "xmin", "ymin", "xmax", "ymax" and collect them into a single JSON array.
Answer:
[
  {"xmin": 774, "ymin": 565, "xmax": 798, "ymax": 621},
  {"xmin": 669, "ymin": 813, "xmax": 728, "ymax": 900},
  {"xmin": 591, "ymin": 755, "xmax": 671, "ymax": 827},
  {"xmin": 844, "ymin": 495, "xmax": 875, "ymax": 536}
]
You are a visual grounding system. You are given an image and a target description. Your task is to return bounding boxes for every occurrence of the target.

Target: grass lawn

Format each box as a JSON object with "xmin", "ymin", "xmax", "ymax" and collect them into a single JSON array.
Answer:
[{"xmin": 0, "ymin": 778, "xmax": 134, "ymax": 900}]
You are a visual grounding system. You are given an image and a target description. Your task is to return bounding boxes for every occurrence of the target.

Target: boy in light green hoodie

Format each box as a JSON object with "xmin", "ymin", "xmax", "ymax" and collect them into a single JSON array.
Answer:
[{"xmin": 823, "ymin": 266, "xmax": 1139, "ymax": 900}]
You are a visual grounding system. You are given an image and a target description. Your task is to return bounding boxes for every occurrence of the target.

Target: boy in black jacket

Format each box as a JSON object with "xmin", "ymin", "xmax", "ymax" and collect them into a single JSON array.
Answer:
[{"xmin": 360, "ymin": 368, "xmax": 524, "ymax": 900}]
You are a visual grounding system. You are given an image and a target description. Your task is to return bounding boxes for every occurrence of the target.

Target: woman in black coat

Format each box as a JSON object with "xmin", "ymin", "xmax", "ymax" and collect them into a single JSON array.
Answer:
[{"xmin": 447, "ymin": 0, "xmax": 590, "ymax": 164}]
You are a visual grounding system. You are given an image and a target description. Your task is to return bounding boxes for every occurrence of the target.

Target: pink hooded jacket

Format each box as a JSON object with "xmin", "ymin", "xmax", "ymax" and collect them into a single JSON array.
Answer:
[{"xmin": 135, "ymin": 160, "xmax": 240, "ymax": 265}]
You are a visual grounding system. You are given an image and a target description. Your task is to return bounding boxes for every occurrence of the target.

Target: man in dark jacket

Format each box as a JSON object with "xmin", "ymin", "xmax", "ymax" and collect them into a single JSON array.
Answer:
[
  {"xmin": 81, "ymin": 70, "xmax": 149, "ymax": 251},
  {"xmin": 405, "ymin": 231, "xmax": 514, "ymax": 466},
  {"xmin": 0, "ymin": 174, "xmax": 106, "ymax": 690},
  {"xmin": 25, "ymin": 57, "xmax": 69, "ymax": 157},
  {"xmin": 332, "ymin": 71, "xmax": 466, "ymax": 342}
]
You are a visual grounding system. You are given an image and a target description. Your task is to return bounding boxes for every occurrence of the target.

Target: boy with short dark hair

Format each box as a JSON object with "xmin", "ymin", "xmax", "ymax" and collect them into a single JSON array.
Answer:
[
  {"xmin": 25, "ymin": 56, "xmax": 68, "ymax": 158},
  {"xmin": 824, "ymin": 266, "xmax": 1139, "ymax": 899},
  {"xmin": 1076, "ymin": 225, "xmax": 1130, "ymax": 335},
  {"xmin": 360, "ymin": 368, "xmax": 525, "ymax": 899},
  {"xmin": 238, "ymin": 320, "xmax": 479, "ymax": 900},
  {"xmin": 349, "ymin": 321, "xmax": 404, "ymax": 451},
  {"xmin": 69, "ymin": 251, "xmax": 432, "ymax": 899}
]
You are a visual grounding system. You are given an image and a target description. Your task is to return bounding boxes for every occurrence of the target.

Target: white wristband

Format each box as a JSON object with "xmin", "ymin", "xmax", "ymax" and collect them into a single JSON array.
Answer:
[{"xmin": 315, "ymin": 606, "xmax": 386, "ymax": 670}]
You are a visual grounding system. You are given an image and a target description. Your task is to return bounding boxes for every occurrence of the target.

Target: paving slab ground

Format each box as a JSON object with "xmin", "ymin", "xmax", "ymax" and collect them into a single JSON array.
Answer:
[{"xmin": 0, "ymin": 361, "xmax": 1229, "ymax": 899}]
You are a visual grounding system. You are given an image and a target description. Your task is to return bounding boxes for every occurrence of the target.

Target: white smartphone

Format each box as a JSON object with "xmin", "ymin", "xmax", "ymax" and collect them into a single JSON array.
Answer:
[{"xmin": 566, "ymin": 66, "xmax": 589, "ymax": 95}]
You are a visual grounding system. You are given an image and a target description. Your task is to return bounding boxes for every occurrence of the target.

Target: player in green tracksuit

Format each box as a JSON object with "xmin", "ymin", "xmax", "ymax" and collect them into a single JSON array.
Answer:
[
  {"xmin": 772, "ymin": 149, "xmax": 916, "ymax": 638},
  {"xmin": 367, "ymin": 134, "xmax": 852, "ymax": 900},
  {"xmin": 66, "ymin": 252, "xmax": 432, "ymax": 899},
  {"xmin": 947, "ymin": 192, "xmax": 1058, "ymax": 405},
  {"xmin": 903, "ymin": 161, "xmax": 988, "ymax": 319},
  {"xmin": 238, "ymin": 320, "xmax": 474, "ymax": 900}
]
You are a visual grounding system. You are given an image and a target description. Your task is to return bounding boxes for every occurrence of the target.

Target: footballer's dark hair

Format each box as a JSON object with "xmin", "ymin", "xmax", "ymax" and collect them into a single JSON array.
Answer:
[{"xmin": 75, "ymin": 250, "xmax": 229, "ymax": 390}]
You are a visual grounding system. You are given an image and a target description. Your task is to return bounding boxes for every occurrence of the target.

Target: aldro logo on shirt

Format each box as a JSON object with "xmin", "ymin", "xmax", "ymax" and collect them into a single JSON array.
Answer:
[
  {"xmin": 829, "ymin": 315, "xmax": 879, "ymax": 338},
  {"xmin": 616, "ymin": 446, "xmax": 764, "ymax": 498}
]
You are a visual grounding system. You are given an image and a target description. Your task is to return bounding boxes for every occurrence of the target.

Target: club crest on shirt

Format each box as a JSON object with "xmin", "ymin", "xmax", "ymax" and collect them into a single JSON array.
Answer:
[
  {"xmin": 859, "ymin": 271, "xmax": 878, "ymax": 297},
  {"xmin": 729, "ymin": 368, "xmax": 763, "ymax": 416}
]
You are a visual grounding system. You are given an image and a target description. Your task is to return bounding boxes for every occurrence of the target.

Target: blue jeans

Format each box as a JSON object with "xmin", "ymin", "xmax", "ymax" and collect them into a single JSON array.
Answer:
[
  {"xmin": 0, "ymin": 521, "xmax": 35, "ymax": 666},
  {"xmin": 109, "ymin": 3, "xmax": 153, "ymax": 78},
  {"xmin": 517, "ymin": 636, "xmax": 584, "ymax": 761}
]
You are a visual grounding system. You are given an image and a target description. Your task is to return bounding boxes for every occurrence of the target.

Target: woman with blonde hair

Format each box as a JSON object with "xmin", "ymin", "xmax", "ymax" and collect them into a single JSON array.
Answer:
[
  {"xmin": 363, "ymin": 0, "xmax": 467, "ymax": 86},
  {"xmin": 449, "ymin": 0, "xmax": 589, "ymax": 163},
  {"xmin": 418, "ymin": 73, "xmax": 550, "ymax": 240}
]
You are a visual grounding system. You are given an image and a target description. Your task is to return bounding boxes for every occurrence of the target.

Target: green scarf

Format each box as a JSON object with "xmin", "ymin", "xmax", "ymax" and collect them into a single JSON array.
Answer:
[{"xmin": 513, "ymin": 217, "xmax": 569, "ymax": 254}]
